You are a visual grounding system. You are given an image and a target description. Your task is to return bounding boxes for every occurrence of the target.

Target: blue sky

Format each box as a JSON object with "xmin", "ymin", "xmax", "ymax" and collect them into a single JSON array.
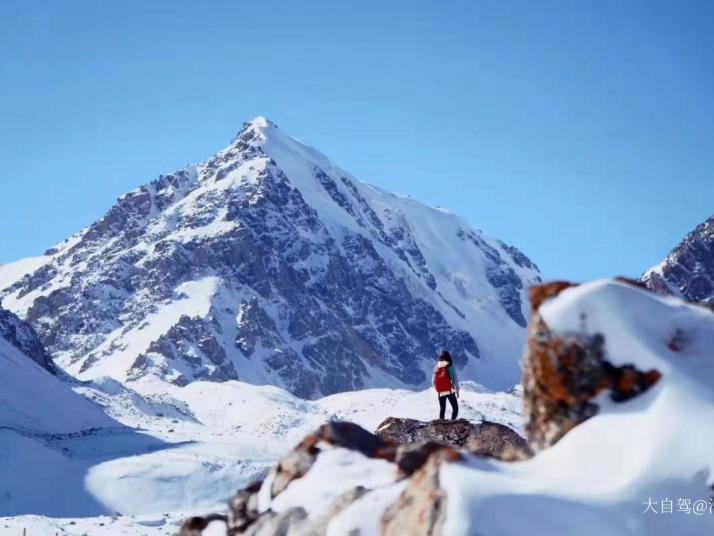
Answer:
[{"xmin": 1, "ymin": 1, "xmax": 712, "ymax": 280}]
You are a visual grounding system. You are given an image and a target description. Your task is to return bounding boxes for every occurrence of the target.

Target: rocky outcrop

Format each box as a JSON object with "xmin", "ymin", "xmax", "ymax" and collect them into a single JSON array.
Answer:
[
  {"xmin": 182, "ymin": 422, "xmax": 397, "ymax": 535},
  {"xmin": 181, "ymin": 416, "xmax": 532, "ymax": 535},
  {"xmin": 0, "ymin": 305, "xmax": 55, "ymax": 373},
  {"xmin": 267, "ymin": 421, "xmax": 395, "ymax": 499},
  {"xmin": 381, "ymin": 447, "xmax": 459, "ymax": 536},
  {"xmin": 522, "ymin": 281, "xmax": 661, "ymax": 451},
  {"xmin": 375, "ymin": 417, "xmax": 531, "ymax": 461},
  {"xmin": 643, "ymin": 216, "xmax": 714, "ymax": 304}
]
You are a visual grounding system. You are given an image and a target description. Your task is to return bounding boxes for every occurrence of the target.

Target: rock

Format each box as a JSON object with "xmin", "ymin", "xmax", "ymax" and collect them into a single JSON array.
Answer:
[
  {"xmin": 227, "ymin": 480, "xmax": 262, "ymax": 532},
  {"xmin": 522, "ymin": 281, "xmax": 662, "ymax": 451},
  {"xmin": 375, "ymin": 417, "xmax": 531, "ymax": 461},
  {"xmin": 392, "ymin": 440, "xmax": 452, "ymax": 476},
  {"xmin": 269, "ymin": 421, "xmax": 395, "ymax": 498},
  {"xmin": 382, "ymin": 447, "xmax": 460, "ymax": 536},
  {"xmin": 180, "ymin": 514, "xmax": 228, "ymax": 536},
  {"xmin": 182, "ymin": 422, "xmax": 398, "ymax": 535},
  {"xmin": 239, "ymin": 508, "xmax": 307, "ymax": 536},
  {"xmin": 183, "ymin": 420, "xmax": 475, "ymax": 535},
  {"xmin": 0, "ymin": 305, "xmax": 55, "ymax": 373}
]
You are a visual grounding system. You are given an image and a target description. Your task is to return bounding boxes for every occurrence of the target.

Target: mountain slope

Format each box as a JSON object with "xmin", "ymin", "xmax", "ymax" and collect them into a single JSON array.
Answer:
[
  {"xmin": 0, "ymin": 308, "xmax": 127, "ymax": 517},
  {"xmin": 0, "ymin": 305, "xmax": 55, "ymax": 374},
  {"xmin": 643, "ymin": 215, "xmax": 714, "ymax": 303},
  {"xmin": 0, "ymin": 117, "xmax": 540, "ymax": 397},
  {"xmin": 0, "ymin": 323, "xmax": 113, "ymax": 434}
]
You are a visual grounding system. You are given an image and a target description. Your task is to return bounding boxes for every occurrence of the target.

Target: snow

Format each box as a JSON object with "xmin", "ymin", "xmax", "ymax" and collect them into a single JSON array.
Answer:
[
  {"xmin": 0, "ymin": 255, "xmax": 49, "ymax": 289},
  {"xmin": 267, "ymin": 446, "xmax": 396, "ymax": 516},
  {"xmin": 6, "ymin": 278, "xmax": 710, "ymax": 535},
  {"xmin": 70, "ymin": 277, "xmax": 221, "ymax": 381},
  {"xmin": 0, "ymin": 338, "xmax": 521, "ymax": 532},
  {"xmin": 436, "ymin": 280, "xmax": 714, "ymax": 535},
  {"xmin": 0, "ymin": 336, "xmax": 113, "ymax": 434},
  {"xmin": 242, "ymin": 281, "xmax": 714, "ymax": 536},
  {"xmin": 249, "ymin": 118, "xmax": 540, "ymax": 390},
  {"xmin": 0, "ymin": 513, "xmax": 187, "ymax": 536},
  {"xmin": 0, "ymin": 330, "xmax": 167, "ymax": 518}
]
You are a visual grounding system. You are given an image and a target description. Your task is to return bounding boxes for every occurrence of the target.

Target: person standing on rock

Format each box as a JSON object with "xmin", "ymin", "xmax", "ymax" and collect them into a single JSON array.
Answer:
[{"xmin": 433, "ymin": 350, "xmax": 459, "ymax": 420}]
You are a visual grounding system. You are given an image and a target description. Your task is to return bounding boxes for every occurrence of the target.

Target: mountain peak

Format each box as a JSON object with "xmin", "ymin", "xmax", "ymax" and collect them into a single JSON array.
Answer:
[
  {"xmin": 243, "ymin": 115, "xmax": 277, "ymax": 131},
  {"xmin": 229, "ymin": 116, "xmax": 279, "ymax": 149}
]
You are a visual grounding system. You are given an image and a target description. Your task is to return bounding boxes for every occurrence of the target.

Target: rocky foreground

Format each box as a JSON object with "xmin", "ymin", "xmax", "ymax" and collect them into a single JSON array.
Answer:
[
  {"xmin": 181, "ymin": 417, "xmax": 529, "ymax": 535},
  {"xmin": 178, "ymin": 278, "xmax": 714, "ymax": 536}
]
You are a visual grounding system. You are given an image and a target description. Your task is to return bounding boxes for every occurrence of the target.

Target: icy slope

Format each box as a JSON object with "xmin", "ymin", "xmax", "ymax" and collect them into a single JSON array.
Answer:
[{"xmin": 0, "ymin": 117, "xmax": 540, "ymax": 397}]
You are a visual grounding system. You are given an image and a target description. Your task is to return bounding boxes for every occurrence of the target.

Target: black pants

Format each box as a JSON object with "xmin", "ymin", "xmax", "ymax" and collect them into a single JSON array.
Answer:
[{"xmin": 438, "ymin": 393, "xmax": 458, "ymax": 420}]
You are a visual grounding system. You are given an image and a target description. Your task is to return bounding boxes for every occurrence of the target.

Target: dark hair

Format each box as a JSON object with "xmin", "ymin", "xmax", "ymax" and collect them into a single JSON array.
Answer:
[{"xmin": 439, "ymin": 350, "xmax": 452, "ymax": 364}]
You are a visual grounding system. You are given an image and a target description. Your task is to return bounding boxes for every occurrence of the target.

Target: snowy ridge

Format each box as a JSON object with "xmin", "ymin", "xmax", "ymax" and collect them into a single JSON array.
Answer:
[{"xmin": 0, "ymin": 117, "xmax": 540, "ymax": 397}]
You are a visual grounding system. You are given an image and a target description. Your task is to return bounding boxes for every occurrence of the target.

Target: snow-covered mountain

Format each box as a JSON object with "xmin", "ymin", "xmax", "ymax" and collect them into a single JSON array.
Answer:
[
  {"xmin": 0, "ymin": 117, "xmax": 540, "ymax": 397},
  {"xmin": 643, "ymin": 215, "xmax": 714, "ymax": 304}
]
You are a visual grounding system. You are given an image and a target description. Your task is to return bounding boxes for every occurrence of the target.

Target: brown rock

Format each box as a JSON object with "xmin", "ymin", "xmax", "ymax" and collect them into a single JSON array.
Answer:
[
  {"xmin": 529, "ymin": 281, "xmax": 576, "ymax": 312},
  {"xmin": 180, "ymin": 514, "xmax": 228, "ymax": 536},
  {"xmin": 271, "ymin": 421, "xmax": 395, "ymax": 498},
  {"xmin": 382, "ymin": 448, "xmax": 459, "ymax": 536},
  {"xmin": 185, "ymin": 422, "xmax": 396, "ymax": 535},
  {"xmin": 227, "ymin": 480, "xmax": 262, "ymax": 533},
  {"xmin": 523, "ymin": 282, "xmax": 661, "ymax": 451},
  {"xmin": 375, "ymin": 417, "xmax": 531, "ymax": 461}
]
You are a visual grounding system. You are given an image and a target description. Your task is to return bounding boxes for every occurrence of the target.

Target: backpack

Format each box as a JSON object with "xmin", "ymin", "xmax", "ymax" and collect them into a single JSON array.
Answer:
[{"xmin": 434, "ymin": 366, "xmax": 452, "ymax": 392}]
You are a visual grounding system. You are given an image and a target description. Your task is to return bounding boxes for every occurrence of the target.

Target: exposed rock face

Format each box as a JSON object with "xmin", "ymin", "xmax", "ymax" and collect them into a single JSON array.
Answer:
[
  {"xmin": 0, "ymin": 117, "xmax": 540, "ymax": 397},
  {"xmin": 643, "ymin": 216, "xmax": 714, "ymax": 304},
  {"xmin": 0, "ymin": 305, "xmax": 55, "ymax": 373},
  {"xmin": 522, "ymin": 281, "xmax": 661, "ymax": 451},
  {"xmin": 375, "ymin": 417, "xmax": 531, "ymax": 461}
]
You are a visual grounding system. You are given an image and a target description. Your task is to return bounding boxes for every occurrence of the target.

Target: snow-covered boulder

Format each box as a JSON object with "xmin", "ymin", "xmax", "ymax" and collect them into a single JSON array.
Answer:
[{"xmin": 523, "ymin": 279, "xmax": 662, "ymax": 451}]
